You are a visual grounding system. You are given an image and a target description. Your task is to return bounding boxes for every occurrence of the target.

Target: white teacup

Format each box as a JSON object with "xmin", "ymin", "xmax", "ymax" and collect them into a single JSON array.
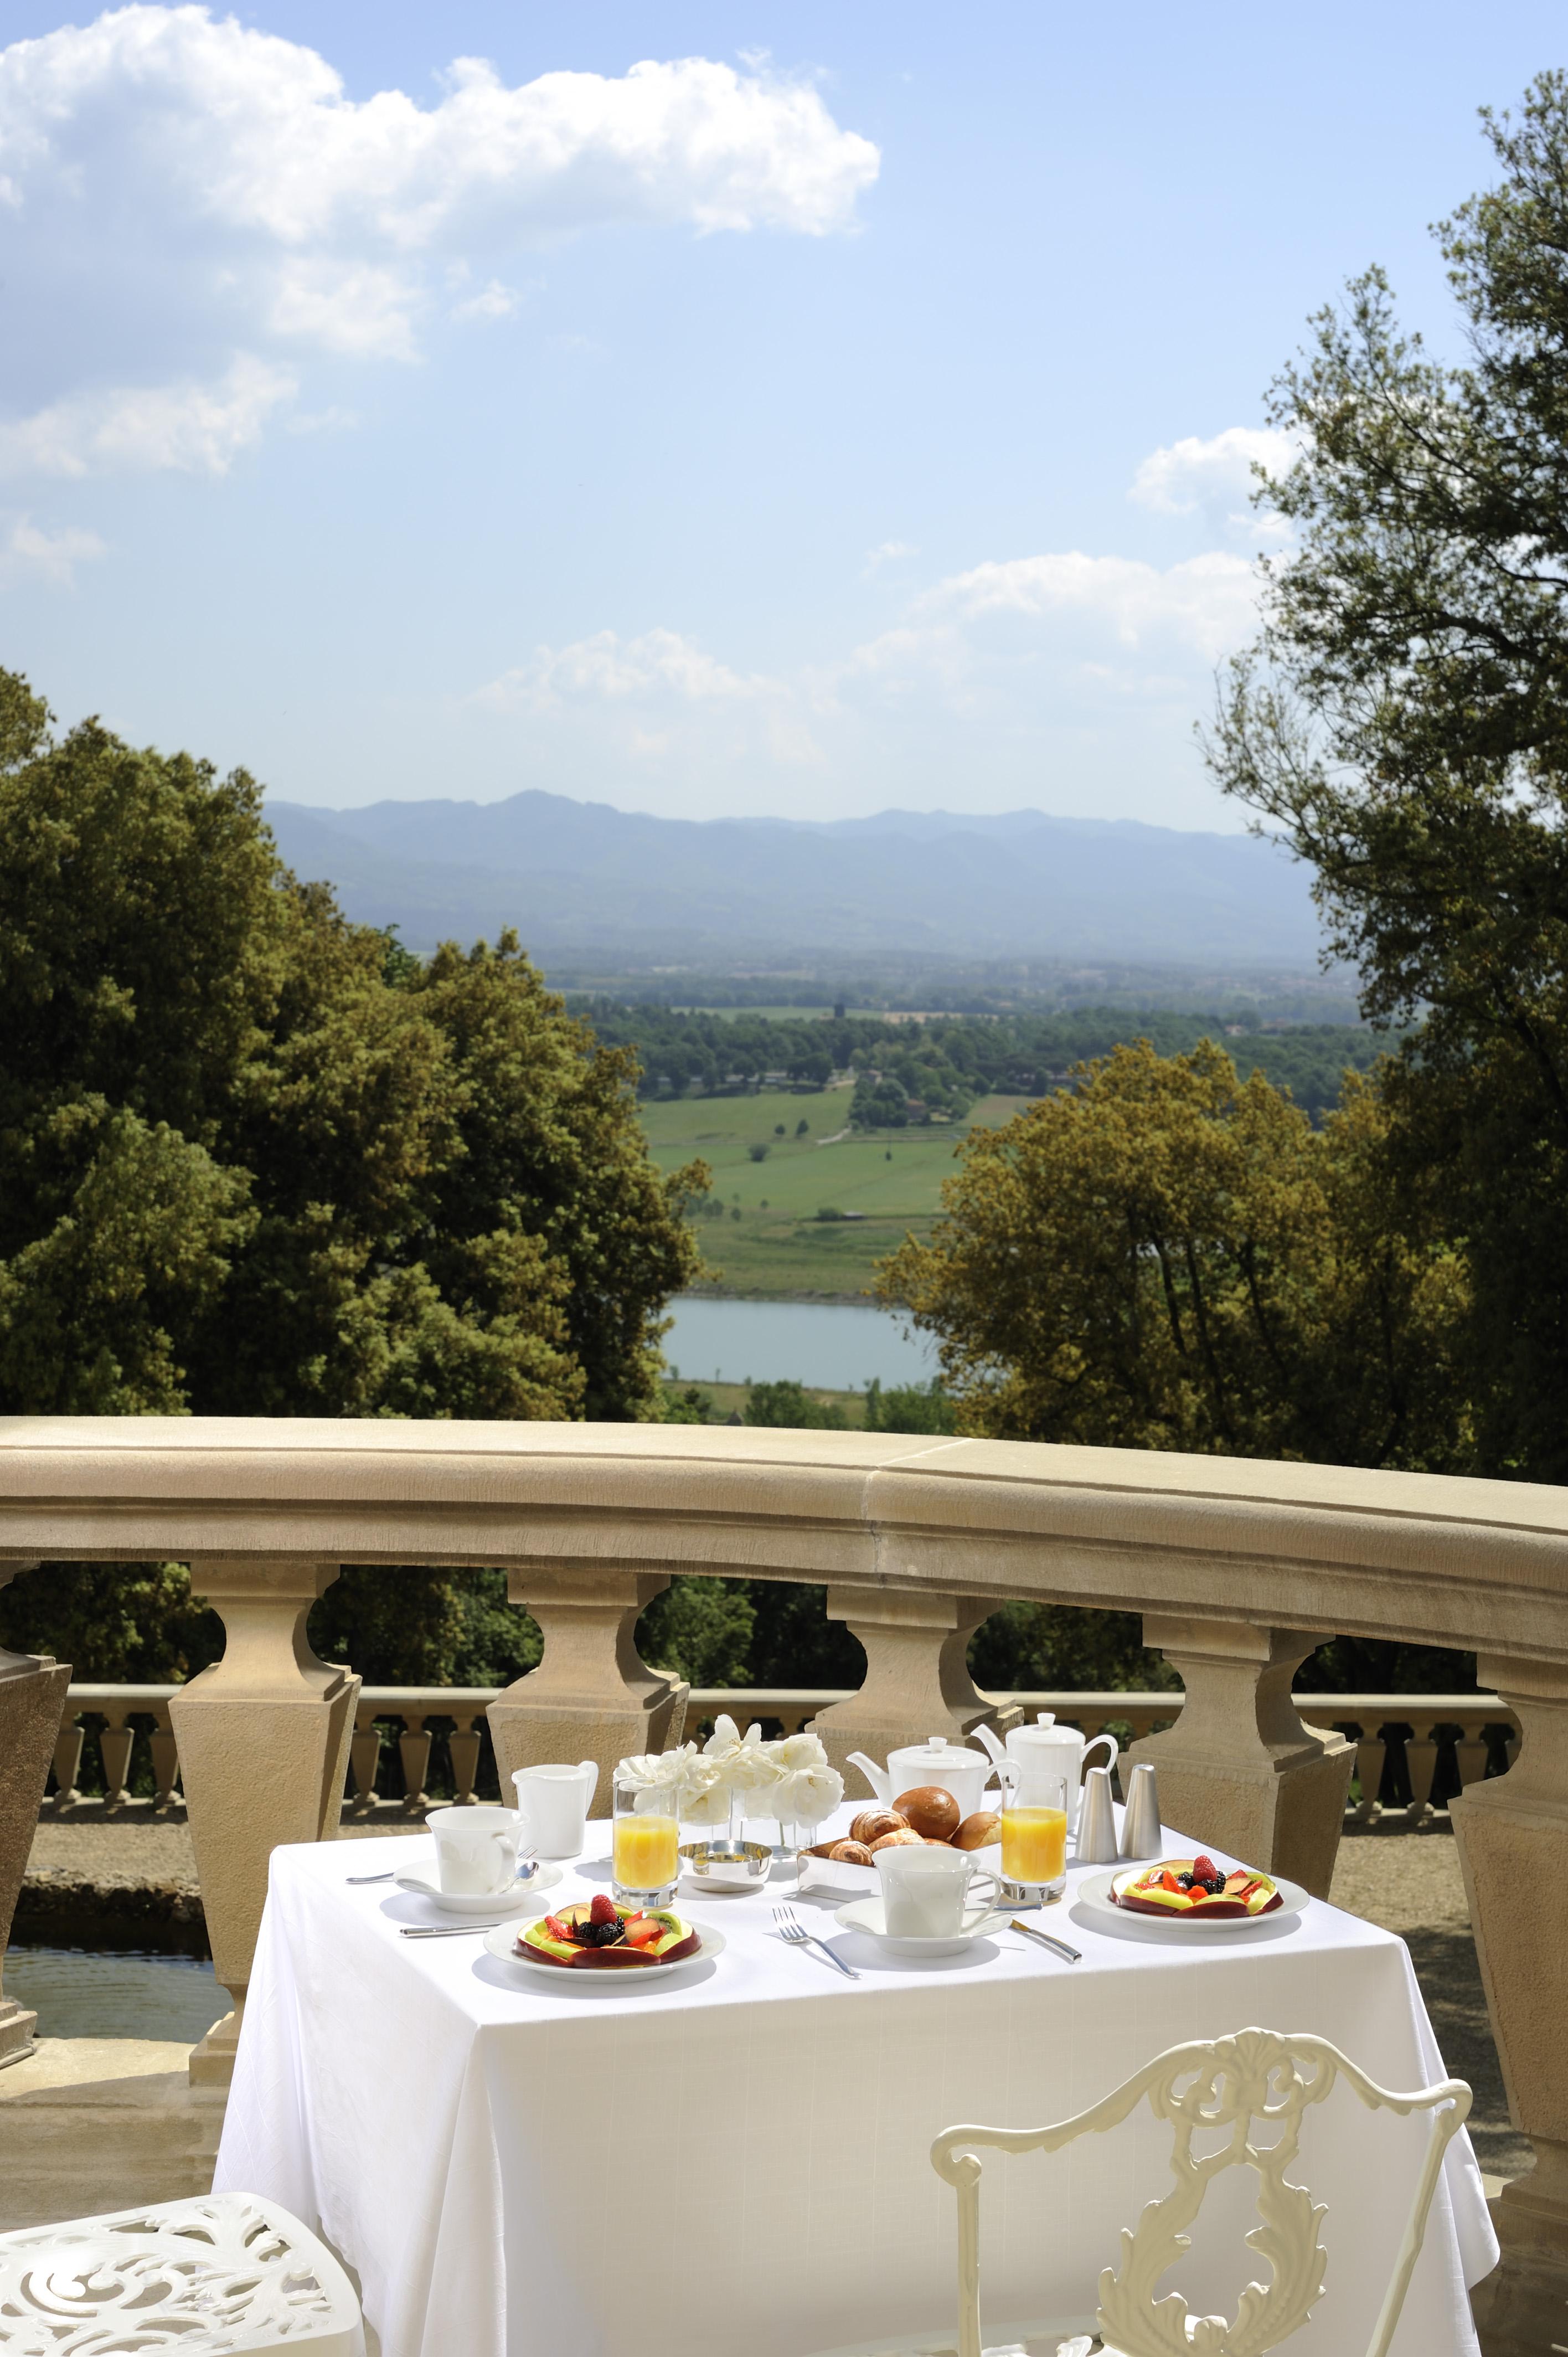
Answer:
[
  {"xmin": 875, "ymin": 1844, "xmax": 998, "ymax": 1939},
  {"xmin": 425, "ymin": 1806, "xmax": 527, "ymax": 1896}
]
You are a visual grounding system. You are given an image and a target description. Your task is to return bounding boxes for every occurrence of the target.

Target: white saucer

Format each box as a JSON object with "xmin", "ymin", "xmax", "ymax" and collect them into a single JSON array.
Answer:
[
  {"xmin": 1076, "ymin": 1869, "xmax": 1309, "ymax": 1936},
  {"xmin": 395, "ymin": 1862, "xmax": 561, "ymax": 1917},
  {"xmin": 834, "ymin": 1896, "xmax": 1007, "ymax": 1957},
  {"xmin": 482, "ymin": 1916, "xmax": 724, "ymax": 1983}
]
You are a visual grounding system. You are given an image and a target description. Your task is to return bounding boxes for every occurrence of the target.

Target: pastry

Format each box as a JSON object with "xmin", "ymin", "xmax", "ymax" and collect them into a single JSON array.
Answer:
[
  {"xmin": 868, "ymin": 1827, "xmax": 925, "ymax": 1852},
  {"xmin": 893, "ymin": 1784, "xmax": 962, "ymax": 1841},
  {"xmin": 952, "ymin": 1810, "xmax": 1002, "ymax": 1850},
  {"xmin": 850, "ymin": 1807, "xmax": 910, "ymax": 1846},
  {"xmin": 827, "ymin": 1839, "xmax": 874, "ymax": 1866}
]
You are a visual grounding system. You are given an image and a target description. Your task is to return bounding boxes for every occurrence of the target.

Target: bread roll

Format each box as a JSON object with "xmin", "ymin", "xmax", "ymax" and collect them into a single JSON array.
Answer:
[
  {"xmin": 893, "ymin": 1784, "xmax": 962, "ymax": 1841},
  {"xmin": 868, "ymin": 1828, "xmax": 925, "ymax": 1852},
  {"xmin": 850, "ymin": 1807, "xmax": 910, "ymax": 1846},
  {"xmin": 827, "ymin": 1839, "xmax": 874, "ymax": 1866},
  {"xmin": 953, "ymin": 1810, "xmax": 1002, "ymax": 1851}
]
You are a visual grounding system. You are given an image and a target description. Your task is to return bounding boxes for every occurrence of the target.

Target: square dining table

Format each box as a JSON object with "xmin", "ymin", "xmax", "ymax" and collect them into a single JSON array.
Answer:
[{"xmin": 214, "ymin": 1805, "xmax": 1498, "ymax": 2357}]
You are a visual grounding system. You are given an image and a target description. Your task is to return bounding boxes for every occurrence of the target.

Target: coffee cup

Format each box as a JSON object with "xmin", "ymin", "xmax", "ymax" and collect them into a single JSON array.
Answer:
[
  {"xmin": 875, "ymin": 1843, "xmax": 998, "ymax": 1939},
  {"xmin": 426, "ymin": 1805, "xmax": 527, "ymax": 1896}
]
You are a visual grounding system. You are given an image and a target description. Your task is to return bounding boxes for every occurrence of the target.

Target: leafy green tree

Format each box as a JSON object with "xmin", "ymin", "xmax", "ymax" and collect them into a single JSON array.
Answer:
[
  {"xmin": 1205, "ymin": 74, "xmax": 1568, "ymax": 1478},
  {"xmin": 743, "ymin": 1378, "xmax": 849, "ymax": 1430},
  {"xmin": 862, "ymin": 1378, "xmax": 957, "ymax": 1435},
  {"xmin": 878, "ymin": 1041, "xmax": 1469, "ymax": 1470}
]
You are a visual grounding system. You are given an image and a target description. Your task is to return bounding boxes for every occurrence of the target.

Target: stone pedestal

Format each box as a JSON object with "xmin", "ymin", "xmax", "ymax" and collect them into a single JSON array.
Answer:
[
  {"xmin": 811, "ymin": 1587, "xmax": 1015, "ymax": 1783},
  {"xmin": 0, "ymin": 1565, "xmax": 70, "ymax": 2069},
  {"xmin": 488, "ymin": 1569, "xmax": 688, "ymax": 1816},
  {"xmin": 169, "ymin": 1558, "xmax": 358, "ymax": 2088},
  {"xmin": 1128, "ymin": 1618, "xmax": 1354, "ymax": 1897},
  {"xmin": 1454, "ymin": 1655, "xmax": 1568, "ymax": 2355}
]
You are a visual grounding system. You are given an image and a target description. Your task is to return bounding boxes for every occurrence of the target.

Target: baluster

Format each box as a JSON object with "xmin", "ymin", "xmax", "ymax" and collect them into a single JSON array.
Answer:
[
  {"xmin": 149, "ymin": 1706, "xmax": 180, "ymax": 1809},
  {"xmin": 99, "ymin": 1713, "xmax": 136, "ymax": 1808},
  {"xmin": 1353, "ymin": 1724, "xmax": 1385, "ymax": 1820},
  {"xmin": 1453, "ymin": 1717, "xmax": 1490, "ymax": 1792},
  {"xmin": 1403, "ymin": 1718, "xmax": 1440, "ymax": 1825},
  {"xmin": 1128, "ymin": 1618, "xmax": 1354, "ymax": 1898},
  {"xmin": 488, "ymin": 1569, "xmax": 688, "ymax": 1814},
  {"xmin": 170, "ymin": 1557, "xmax": 358, "ymax": 2089},
  {"xmin": 348, "ymin": 1706, "xmax": 385, "ymax": 1813},
  {"xmin": 0, "ymin": 1566, "xmax": 70, "ymax": 2066},
  {"xmin": 811, "ymin": 1587, "xmax": 1015, "ymax": 1776},
  {"xmin": 51, "ymin": 1713, "xmax": 85, "ymax": 1808},
  {"xmin": 448, "ymin": 1714, "xmax": 482, "ymax": 1805},
  {"xmin": 1456, "ymin": 1656, "xmax": 1568, "ymax": 2350},
  {"xmin": 399, "ymin": 1714, "xmax": 433, "ymax": 1812}
]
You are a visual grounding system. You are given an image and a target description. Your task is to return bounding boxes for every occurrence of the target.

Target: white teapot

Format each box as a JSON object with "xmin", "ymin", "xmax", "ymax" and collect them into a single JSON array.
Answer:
[
  {"xmin": 845, "ymin": 1735, "xmax": 999, "ymax": 1826},
  {"xmin": 972, "ymin": 1714, "xmax": 1118, "ymax": 1833}
]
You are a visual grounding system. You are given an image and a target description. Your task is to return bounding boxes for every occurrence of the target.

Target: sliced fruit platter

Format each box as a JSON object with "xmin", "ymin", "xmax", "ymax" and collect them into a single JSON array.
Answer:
[
  {"xmin": 1111, "ymin": 1854, "xmax": 1282, "ymax": 1921},
  {"xmin": 518, "ymin": 1893, "xmax": 702, "ymax": 1969}
]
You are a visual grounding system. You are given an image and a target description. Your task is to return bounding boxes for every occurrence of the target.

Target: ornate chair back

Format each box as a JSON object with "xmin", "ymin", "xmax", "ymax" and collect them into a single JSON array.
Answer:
[{"xmin": 929, "ymin": 2026, "xmax": 1471, "ymax": 2357}]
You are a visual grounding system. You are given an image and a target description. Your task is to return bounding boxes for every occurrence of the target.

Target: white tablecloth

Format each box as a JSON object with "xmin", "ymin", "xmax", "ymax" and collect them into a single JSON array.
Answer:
[{"xmin": 215, "ymin": 1810, "xmax": 1497, "ymax": 2357}]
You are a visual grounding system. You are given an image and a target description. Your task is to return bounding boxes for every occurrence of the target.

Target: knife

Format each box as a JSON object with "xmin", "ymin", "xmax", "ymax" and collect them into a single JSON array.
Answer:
[{"xmin": 1010, "ymin": 1916, "xmax": 1082, "ymax": 1964}]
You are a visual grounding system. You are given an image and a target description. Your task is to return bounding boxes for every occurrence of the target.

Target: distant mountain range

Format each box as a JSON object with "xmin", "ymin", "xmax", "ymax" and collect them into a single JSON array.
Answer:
[{"xmin": 262, "ymin": 791, "xmax": 1325, "ymax": 968}]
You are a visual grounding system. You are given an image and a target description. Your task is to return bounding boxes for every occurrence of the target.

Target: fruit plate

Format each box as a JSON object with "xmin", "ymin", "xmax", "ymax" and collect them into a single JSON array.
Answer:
[
  {"xmin": 481, "ymin": 1917, "xmax": 725, "ymax": 1983},
  {"xmin": 834, "ymin": 1896, "xmax": 1007, "ymax": 1957},
  {"xmin": 395, "ymin": 1862, "xmax": 561, "ymax": 1917},
  {"xmin": 1076, "ymin": 1870, "xmax": 1310, "ymax": 1936}
]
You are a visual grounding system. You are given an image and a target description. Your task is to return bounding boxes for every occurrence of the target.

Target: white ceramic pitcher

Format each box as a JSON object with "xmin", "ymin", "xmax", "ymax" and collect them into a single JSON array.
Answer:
[
  {"xmin": 511, "ymin": 1761, "xmax": 598, "ymax": 1859},
  {"xmin": 845, "ymin": 1735, "xmax": 998, "ymax": 1824},
  {"xmin": 972, "ymin": 1713, "xmax": 1118, "ymax": 1834}
]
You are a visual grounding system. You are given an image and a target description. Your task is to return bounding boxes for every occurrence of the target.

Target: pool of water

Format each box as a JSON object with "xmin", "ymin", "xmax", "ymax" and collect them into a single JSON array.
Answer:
[
  {"xmin": 664, "ymin": 1295, "xmax": 935, "ymax": 1391},
  {"xmin": 7, "ymin": 1947, "xmax": 230, "ymax": 2042}
]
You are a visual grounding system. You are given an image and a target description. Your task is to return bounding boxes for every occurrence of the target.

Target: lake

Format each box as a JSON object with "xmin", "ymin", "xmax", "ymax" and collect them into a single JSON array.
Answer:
[{"xmin": 664, "ymin": 1295, "xmax": 935, "ymax": 1392}]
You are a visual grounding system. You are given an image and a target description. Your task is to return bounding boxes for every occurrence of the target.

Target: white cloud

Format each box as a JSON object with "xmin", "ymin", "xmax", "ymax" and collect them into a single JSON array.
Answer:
[
  {"xmin": 862, "ymin": 538, "xmax": 917, "ymax": 575},
  {"xmin": 922, "ymin": 548, "xmax": 1260, "ymax": 663},
  {"xmin": 0, "ymin": 515, "xmax": 106, "ymax": 585},
  {"xmin": 0, "ymin": 355, "xmax": 297, "ymax": 479},
  {"xmin": 0, "ymin": 9, "xmax": 878, "ymax": 482},
  {"xmin": 1128, "ymin": 426, "xmax": 1295, "ymax": 537},
  {"xmin": 478, "ymin": 626, "xmax": 776, "ymax": 713}
]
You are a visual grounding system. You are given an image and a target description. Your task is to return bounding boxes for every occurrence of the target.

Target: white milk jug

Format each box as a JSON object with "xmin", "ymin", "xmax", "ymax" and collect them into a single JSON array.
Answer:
[
  {"xmin": 512, "ymin": 1761, "xmax": 599, "ymax": 1859},
  {"xmin": 973, "ymin": 1713, "xmax": 1118, "ymax": 1834}
]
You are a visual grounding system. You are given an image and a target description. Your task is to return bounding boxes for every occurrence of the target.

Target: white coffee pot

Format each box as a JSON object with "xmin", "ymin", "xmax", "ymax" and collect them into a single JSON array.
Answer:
[
  {"xmin": 972, "ymin": 1714, "xmax": 1118, "ymax": 1833},
  {"xmin": 846, "ymin": 1735, "xmax": 999, "ymax": 1826},
  {"xmin": 511, "ymin": 1760, "xmax": 598, "ymax": 1859}
]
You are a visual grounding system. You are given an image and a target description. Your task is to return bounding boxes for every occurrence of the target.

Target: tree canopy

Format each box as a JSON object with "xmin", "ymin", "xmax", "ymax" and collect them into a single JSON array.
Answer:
[
  {"xmin": 1205, "ymin": 73, "xmax": 1568, "ymax": 1478},
  {"xmin": 0, "ymin": 672, "xmax": 704, "ymax": 1426}
]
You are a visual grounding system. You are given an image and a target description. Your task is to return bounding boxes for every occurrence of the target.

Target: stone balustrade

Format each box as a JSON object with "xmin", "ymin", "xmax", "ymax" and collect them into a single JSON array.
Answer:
[
  {"xmin": 36, "ymin": 1684, "xmax": 1521, "ymax": 1823},
  {"xmin": 0, "ymin": 1416, "xmax": 1564, "ymax": 2350}
]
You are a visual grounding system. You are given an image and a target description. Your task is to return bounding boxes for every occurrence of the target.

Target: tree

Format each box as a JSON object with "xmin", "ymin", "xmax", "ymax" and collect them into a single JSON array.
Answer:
[
  {"xmin": 1205, "ymin": 74, "xmax": 1568, "ymax": 1478},
  {"xmin": 0, "ymin": 674, "xmax": 705, "ymax": 1677},
  {"xmin": 876, "ymin": 1041, "xmax": 1469, "ymax": 1470}
]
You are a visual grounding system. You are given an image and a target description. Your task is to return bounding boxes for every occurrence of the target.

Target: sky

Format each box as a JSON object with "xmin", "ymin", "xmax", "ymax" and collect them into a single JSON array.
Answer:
[{"xmin": 0, "ymin": 3, "xmax": 1561, "ymax": 828}]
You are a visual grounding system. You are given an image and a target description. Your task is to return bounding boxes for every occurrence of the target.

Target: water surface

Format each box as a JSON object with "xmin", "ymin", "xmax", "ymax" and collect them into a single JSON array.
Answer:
[{"xmin": 664, "ymin": 1295, "xmax": 935, "ymax": 1391}]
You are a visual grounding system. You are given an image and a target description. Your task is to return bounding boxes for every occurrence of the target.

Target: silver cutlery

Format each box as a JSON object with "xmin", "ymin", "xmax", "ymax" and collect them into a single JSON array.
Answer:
[
  {"xmin": 347, "ymin": 1871, "xmax": 394, "ymax": 1884},
  {"xmin": 1010, "ymin": 1916, "xmax": 1081, "ymax": 1964},
  {"xmin": 399, "ymin": 1921, "xmax": 513, "ymax": 1938},
  {"xmin": 773, "ymin": 1902, "xmax": 859, "ymax": 1980}
]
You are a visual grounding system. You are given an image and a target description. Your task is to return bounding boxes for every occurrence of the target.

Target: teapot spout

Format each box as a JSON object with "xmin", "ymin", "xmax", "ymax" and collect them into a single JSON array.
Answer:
[
  {"xmin": 970, "ymin": 1721, "xmax": 1008, "ymax": 1769},
  {"xmin": 845, "ymin": 1751, "xmax": 891, "ymax": 1803}
]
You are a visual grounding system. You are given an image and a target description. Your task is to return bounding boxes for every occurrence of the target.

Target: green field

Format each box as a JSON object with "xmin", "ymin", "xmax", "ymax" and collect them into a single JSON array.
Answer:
[{"xmin": 639, "ymin": 1088, "xmax": 1030, "ymax": 1298}]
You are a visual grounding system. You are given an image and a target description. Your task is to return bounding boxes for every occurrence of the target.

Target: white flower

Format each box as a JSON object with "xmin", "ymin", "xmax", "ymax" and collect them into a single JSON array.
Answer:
[
  {"xmin": 617, "ymin": 1743, "xmax": 695, "ymax": 1796},
  {"xmin": 678, "ymin": 1754, "xmax": 734, "ymax": 1825},
  {"xmin": 773, "ymin": 1763, "xmax": 844, "ymax": 1828},
  {"xmin": 767, "ymin": 1731, "xmax": 830, "ymax": 1774}
]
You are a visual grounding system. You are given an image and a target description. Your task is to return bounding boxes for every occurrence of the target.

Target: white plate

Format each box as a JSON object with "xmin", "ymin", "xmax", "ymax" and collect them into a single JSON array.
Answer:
[
  {"xmin": 395, "ymin": 1862, "xmax": 561, "ymax": 1917},
  {"xmin": 834, "ymin": 1896, "xmax": 1007, "ymax": 1958},
  {"xmin": 1076, "ymin": 1869, "xmax": 1309, "ymax": 1935},
  {"xmin": 482, "ymin": 1915, "xmax": 724, "ymax": 1982}
]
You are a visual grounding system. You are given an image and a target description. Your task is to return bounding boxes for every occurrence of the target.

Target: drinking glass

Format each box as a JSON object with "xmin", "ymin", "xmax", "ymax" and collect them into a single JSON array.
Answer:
[
  {"xmin": 998, "ymin": 1762, "xmax": 1069, "ymax": 1903},
  {"xmin": 612, "ymin": 1768, "xmax": 680, "ymax": 1907}
]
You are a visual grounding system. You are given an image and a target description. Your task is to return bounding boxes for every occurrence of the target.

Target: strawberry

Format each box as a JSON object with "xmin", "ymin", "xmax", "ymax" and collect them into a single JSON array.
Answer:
[
  {"xmin": 1191, "ymin": 1854, "xmax": 1219, "ymax": 1884},
  {"xmin": 543, "ymin": 1913, "xmax": 572, "ymax": 1943},
  {"xmin": 589, "ymin": 1892, "xmax": 619, "ymax": 1927}
]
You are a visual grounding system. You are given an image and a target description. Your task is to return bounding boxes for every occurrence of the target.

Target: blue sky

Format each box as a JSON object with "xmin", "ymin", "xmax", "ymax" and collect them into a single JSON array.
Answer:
[{"xmin": 0, "ymin": 3, "xmax": 1559, "ymax": 827}]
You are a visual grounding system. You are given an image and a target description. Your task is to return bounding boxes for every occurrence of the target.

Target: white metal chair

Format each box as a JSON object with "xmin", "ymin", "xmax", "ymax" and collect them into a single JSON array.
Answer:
[
  {"xmin": 0, "ymin": 2191, "xmax": 364, "ymax": 2354},
  {"xmin": 929, "ymin": 2026, "xmax": 1472, "ymax": 2357}
]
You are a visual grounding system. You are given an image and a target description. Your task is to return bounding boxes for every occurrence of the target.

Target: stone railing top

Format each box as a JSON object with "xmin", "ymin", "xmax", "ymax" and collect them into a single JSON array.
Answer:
[{"xmin": 1, "ymin": 1416, "xmax": 1565, "ymax": 1664}]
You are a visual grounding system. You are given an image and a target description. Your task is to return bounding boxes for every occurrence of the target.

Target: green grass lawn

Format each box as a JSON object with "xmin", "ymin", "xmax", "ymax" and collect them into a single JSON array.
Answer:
[{"xmin": 641, "ymin": 1088, "xmax": 1030, "ymax": 1298}]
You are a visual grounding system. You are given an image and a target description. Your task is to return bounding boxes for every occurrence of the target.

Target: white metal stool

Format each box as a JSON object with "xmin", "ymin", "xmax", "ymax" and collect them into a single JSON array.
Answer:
[{"xmin": 0, "ymin": 2191, "xmax": 365, "ymax": 2354}]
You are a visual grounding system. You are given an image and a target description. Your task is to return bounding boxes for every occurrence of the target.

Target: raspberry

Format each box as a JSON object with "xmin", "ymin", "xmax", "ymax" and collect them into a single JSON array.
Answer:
[
  {"xmin": 589, "ymin": 1892, "xmax": 619, "ymax": 1927},
  {"xmin": 1191, "ymin": 1854, "xmax": 1219, "ymax": 1884}
]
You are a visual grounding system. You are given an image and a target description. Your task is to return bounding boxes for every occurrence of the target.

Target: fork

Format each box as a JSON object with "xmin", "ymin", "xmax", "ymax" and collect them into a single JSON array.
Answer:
[{"xmin": 773, "ymin": 1902, "xmax": 859, "ymax": 1980}]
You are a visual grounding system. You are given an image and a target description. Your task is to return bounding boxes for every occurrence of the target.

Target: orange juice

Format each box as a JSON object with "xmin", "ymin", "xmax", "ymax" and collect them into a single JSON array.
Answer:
[
  {"xmin": 1000, "ymin": 1805, "xmax": 1067, "ymax": 1886},
  {"xmin": 613, "ymin": 1812, "xmax": 678, "ymax": 1891}
]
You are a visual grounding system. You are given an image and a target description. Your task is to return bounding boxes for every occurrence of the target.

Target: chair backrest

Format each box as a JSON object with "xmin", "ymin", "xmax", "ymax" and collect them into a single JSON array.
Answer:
[{"xmin": 929, "ymin": 2026, "xmax": 1471, "ymax": 2357}]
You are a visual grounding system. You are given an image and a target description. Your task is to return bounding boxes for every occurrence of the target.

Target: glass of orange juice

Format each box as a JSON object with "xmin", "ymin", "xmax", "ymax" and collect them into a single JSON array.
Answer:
[
  {"xmin": 612, "ymin": 1769, "xmax": 680, "ymax": 1906},
  {"xmin": 999, "ymin": 1763, "xmax": 1068, "ymax": 1902}
]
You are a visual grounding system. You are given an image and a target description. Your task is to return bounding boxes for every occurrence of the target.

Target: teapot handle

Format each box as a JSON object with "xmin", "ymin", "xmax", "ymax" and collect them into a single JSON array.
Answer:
[{"xmin": 1083, "ymin": 1731, "xmax": 1119, "ymax": 1773}]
